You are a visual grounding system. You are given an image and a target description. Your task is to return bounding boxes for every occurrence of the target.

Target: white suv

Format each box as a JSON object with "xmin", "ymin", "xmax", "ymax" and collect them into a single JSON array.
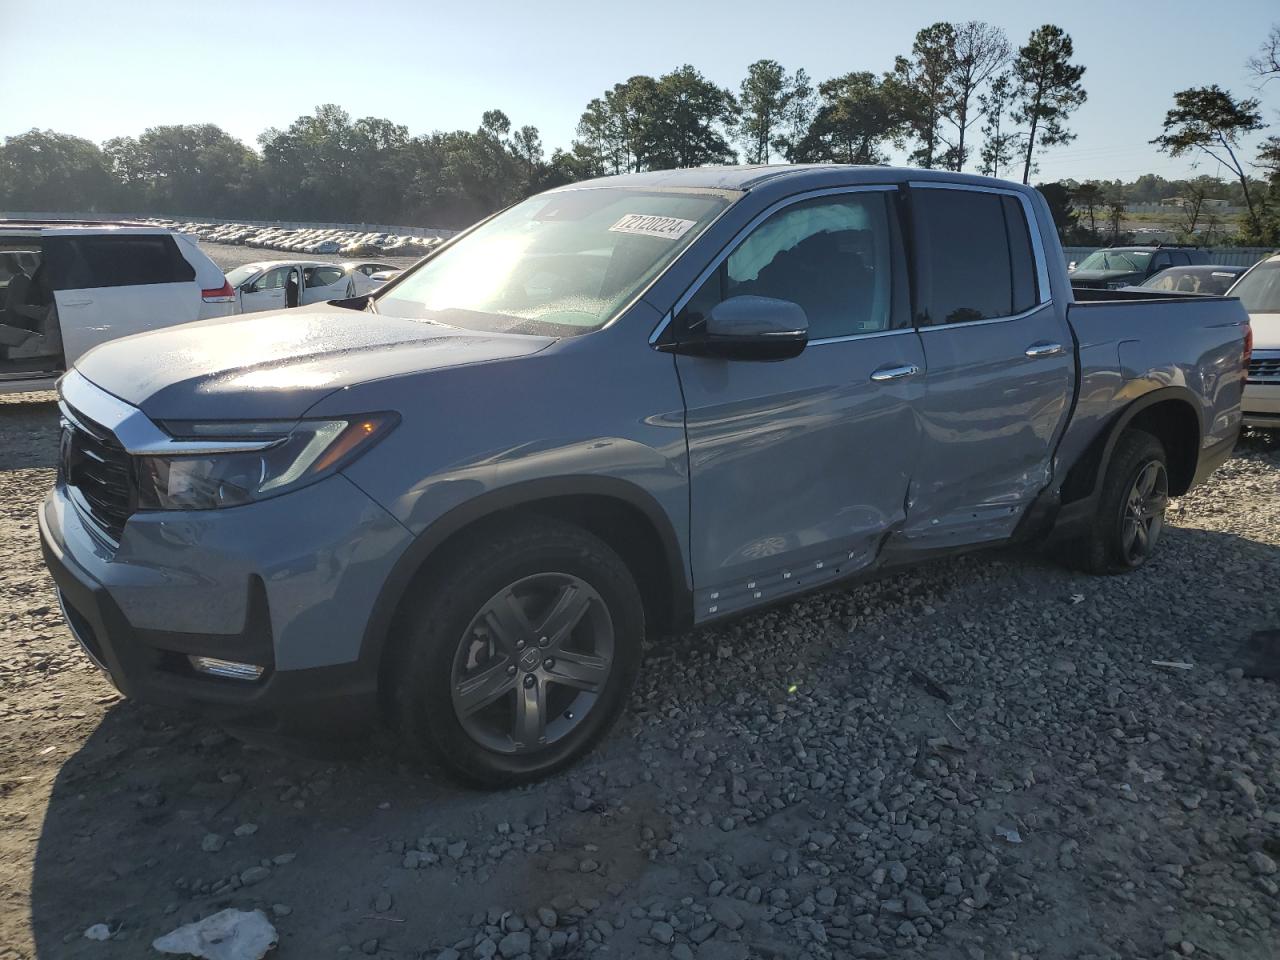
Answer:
[
  {"xmin": 1229, "ymin": 253, "xmax": 1280, "ymax": 431},
  {"xmin": 0, "ymin": 223, "xmax": 234, "ymax": 395}
]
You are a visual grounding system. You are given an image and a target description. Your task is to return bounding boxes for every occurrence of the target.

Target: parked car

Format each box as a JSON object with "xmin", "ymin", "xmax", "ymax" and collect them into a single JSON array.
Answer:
[
  {"xmin": 0, "ymin": 223, "xmax": 234, "ymax": 394},
  {"xmin": 1227, "ymin": 252, "xmax": 1280, "ymax": 431},
  {"xmin": 225, "ymin": 260, "xmax": 358, "ymax": 313},
  {"xmin": 367, "ymin": 269, "xmax": 401, "ymax": 288},
  {"xmin": 343, "ymin": 261, "xmax": 401, "ymax": 294},
  {"xmin": 1070, "ymin": 246, "xmax": 1209, "ymax": 289},
  {"xmin": 40, "ymin": 167, "xmax": 1248, "ymax": 785},
  {"xmin": 1123, "ymin": 264, "xmax": 1247, "ymax": 296}
]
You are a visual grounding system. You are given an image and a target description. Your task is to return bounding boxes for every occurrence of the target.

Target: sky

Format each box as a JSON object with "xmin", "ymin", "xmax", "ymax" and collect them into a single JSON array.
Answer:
[{"xmin": 1, "ymin": 0, "xmax": 1276, "ymax": 185}]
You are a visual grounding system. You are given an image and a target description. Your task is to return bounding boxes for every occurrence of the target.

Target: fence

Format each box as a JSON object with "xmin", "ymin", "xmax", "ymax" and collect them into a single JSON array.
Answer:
[
  {"xmin": 1062, "ymin": 246, "xmax": 1275, "ymax": 268},
  {"xmin": 1, "ymin": 212, "xmax": 457, "ymax": 239}
]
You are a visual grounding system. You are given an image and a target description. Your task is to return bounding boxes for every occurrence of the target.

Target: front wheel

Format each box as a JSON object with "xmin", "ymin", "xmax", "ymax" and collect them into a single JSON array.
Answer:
[
  {"xmin": 391, "ymin": 517, "xmax": 643, "ymax": 786},
  {"xmin": 1067, "ymin": 428, "xmax": 1170, "ymax": 574}
]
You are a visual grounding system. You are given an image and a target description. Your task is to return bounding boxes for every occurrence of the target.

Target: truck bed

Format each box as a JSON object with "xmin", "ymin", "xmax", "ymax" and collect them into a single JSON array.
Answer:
[{"xmin": 1055, "ymin": 292, "xmax": 1249, "ymax": 496}]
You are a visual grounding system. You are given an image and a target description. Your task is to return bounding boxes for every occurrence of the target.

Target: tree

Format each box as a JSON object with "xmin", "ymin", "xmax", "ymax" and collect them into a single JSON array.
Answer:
[
  {"xmin": 1106, "ymin": 196, "xmax": 1126, "ymax": 242},
  {"xmin": 1012, "ymin": 25, "xmax": 1087, "ymax": 184},
  {"xmin": 945, "ymin": 21, "xmax": 1010, "ymax": 171},
  {"xmin": 572, "ymin": 76, "xmax": 660, "ymax": 174},
  {"xmin": 105, "ymin": 124, "xmax": 262, "ymax": 218},
  {"xmin": 978, "ymin": 72, "xmax": 1019, "ymax": 178},
  {"xmin": 1248, "ymin": 24, "xmax": 1280, "ymax": 84},
  {"xmin": 643, "ymin": 66, "xmax": 738, "ymax": 169},
  {"xmin": 0, "ymin": 130, "xmax": 115, "ymax": 212},
  {"xmin": 1035, "ymin": 182, "xmax": 1078, "ymax": 242},
  {"xmin": 574, "ymin": 68, "xmax": 736, "ymax": 172},
  {"xmin": 1151, "ymin": 86, "xmax": 1266, "ymax": 235},
  {"xmin": 781, "ymin": 70, "xmax": 817, "ymax": 160},
  {"xmin": 792, "ymin": 72, "xmax": 911, "ymax": 164},
  {"xmin": 738, "ymin": 60, "xmax": 812, "ymax": 163},
  {"xmin": 1175, "ymin": 176, "xmax": 1222, "ymax": 238},
  {"xmin": 894, "ymin": 23, "xmax": 957, "ymax": 168},
  {"xmin": 1071, "ymin": 181, "xmax": 1105, "ymax": 240},
  {"xmin": 738, "ymin": 59, "xmax": 785, "ymax": 163}
]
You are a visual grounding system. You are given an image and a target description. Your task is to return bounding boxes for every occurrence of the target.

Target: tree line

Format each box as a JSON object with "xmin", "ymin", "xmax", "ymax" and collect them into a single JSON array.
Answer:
[{"xmin": 1, "ymin": 20, "xmax": 1277, "ymax": 242}]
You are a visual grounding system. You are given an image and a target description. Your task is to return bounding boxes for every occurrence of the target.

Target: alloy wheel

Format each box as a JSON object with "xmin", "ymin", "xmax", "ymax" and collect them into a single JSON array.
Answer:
[
  {"xmin": 450, "ymin": 573, "xmax": 614, "ymax": 754},
  {"xmin": 1121, "ymin": 460, "xmax": 1168, "ymax": 565}
]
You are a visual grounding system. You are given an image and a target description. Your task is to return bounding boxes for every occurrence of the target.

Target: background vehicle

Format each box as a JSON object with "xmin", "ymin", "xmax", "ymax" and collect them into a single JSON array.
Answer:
[
  {"xmin": 343, "ymin": 261, "xmax": 400, "ymax": 294},
  {"xmin": 1228, "ymin": 253, "xmax": 1280, "ymax": 430},
  {"xmin": 1122, "ymin": 264, "xmax": 1246, "ymax": 296},
  {"xmin": 1069, "ymin": 245, "xmax": 1208, "ymax": 289},
  {"xmin": 0, "ymin": 222, "xmax": 233, "ymax": 394},
  {"xmin": 225, "ymin": 260, "xmax": 359, "ymax": 313},
  {"xmin": 367, "ymin": 269, "xmax": 401, "ymax": 288},
  {"xmin": 41, "ymin": 167, "xmax": 1247, "ymax": 785}
]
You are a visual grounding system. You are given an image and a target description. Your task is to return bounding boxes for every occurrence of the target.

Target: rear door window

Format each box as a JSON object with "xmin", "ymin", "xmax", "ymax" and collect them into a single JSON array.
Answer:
[
  {"xmin": 912, "ymin": 188, "xmax": 1015, "ymax": 324},
  {"xmin": 304, "ymin": 266, "xmax": 344, "ymax": 288},
  {"xmin": 44, "ymin": 235, "xmax": 195, "ymax": 290}
]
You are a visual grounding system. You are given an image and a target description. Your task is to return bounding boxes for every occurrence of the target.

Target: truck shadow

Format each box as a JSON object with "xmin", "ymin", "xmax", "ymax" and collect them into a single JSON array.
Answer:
[{"xmin": 26, "ymin": 518, "xmax": 1280, "ymax": 958}]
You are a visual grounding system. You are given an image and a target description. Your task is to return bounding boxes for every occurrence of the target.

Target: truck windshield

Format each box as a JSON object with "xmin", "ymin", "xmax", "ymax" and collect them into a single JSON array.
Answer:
[
  {"xmin": 375, "ymin": 188, "xmax": 731, "ymax": 336},
  {"xmin": 1232, "ymin": 261, "xmax": 1280, "ymax": 313},
  {"xmin": 1076, "ymin": 250, "xmax": 1152, "ymax": 272}
]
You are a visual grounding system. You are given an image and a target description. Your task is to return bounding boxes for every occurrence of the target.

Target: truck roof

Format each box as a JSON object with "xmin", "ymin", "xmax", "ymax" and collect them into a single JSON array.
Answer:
[{"xmin": 557, "ymin": 164, "xmax": 1036, "ymax": 195}]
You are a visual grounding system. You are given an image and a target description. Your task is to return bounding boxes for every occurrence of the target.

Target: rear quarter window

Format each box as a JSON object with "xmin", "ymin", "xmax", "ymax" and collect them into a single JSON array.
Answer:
[{"xmin": 45, "ymin": 236, "xmax": 195, "ymax": 290}]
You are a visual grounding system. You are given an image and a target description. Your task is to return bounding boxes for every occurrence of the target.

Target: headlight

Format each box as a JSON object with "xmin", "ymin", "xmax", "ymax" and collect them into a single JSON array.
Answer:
[{"xmin": 136, "ymin": 413, "xmax": 398, "ymax": 510}]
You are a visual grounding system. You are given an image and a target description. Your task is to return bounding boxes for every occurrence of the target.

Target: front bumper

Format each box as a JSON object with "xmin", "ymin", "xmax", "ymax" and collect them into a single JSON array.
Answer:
[
  {"xmin": 1243, "ymin": 380, "xmax": 1280, "ymax": 428},
  {"xmin": 39, "ymin": 473, "xmax": 413, "ymax": 735}
]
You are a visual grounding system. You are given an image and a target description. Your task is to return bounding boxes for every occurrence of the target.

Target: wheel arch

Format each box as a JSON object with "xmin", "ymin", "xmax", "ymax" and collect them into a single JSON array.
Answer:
[
  {"xmin": 362, "ymin": 476, "xmax": 691, "ymax": 706},
  {"xmin": 1059, "ymin": 386, "xmax": 1203, "ymax": 505}
]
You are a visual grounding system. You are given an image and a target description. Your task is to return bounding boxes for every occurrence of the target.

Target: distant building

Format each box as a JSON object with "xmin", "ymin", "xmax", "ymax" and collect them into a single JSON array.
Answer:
[{"xmin": 1160, "ymin": 196, "xmax": 1231, "ymax": 209}]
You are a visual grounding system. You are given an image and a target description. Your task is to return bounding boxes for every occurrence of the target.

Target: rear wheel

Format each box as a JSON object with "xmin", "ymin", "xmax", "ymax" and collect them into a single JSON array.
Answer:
[
  {"xmin": 392, "ymin": 517, "xmax": 642, "ymax": 786},
  {"xmin": 1067, "ymin": 429, "xmax": 1170, "ymax": 574}
]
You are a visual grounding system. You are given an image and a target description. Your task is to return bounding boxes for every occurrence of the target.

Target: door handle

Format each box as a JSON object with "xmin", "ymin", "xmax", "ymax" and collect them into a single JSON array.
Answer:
[
  {"xmin": 62, "ymin": 299, "xmax": 92, "ymax": 307},
  {"xmin": 1025, "ymin": 342, "xmax": 1063, "ymax": 359},
  {"xmin": 870, "ymin": 363, "xmax": 920, "ymax": 382}
]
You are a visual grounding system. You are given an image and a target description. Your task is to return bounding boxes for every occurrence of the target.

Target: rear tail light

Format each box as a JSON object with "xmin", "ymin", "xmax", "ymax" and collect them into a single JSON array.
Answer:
[
  {"xmin": 1244, "ymin": 322, "xmax": 1253, "ymax": 369},
  {"xmin": 202, "ymin": 279, "xmax": 235, "ymax": 303}
]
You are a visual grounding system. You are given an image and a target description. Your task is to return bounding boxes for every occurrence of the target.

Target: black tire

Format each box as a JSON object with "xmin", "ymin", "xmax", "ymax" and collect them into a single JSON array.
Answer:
[
  {"xmin": 391, "ymin": 517, "xmax": 643, "ymax": 787},
  {"xmin": 1066, "ymin": 428, "xmax": 1170, "ymax": 575}
]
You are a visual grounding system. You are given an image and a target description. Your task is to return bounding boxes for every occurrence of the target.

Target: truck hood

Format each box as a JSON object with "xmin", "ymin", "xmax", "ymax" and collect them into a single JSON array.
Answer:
[
  {"xmin": 1069, "ymin": 269, "xmax": 1139, "ymax": 286},
  {"xmin": 1251, "ymin": 312, "xmax": 1280, "ymax": 350},
  {"xmin": 74, "ymin": 307, "xmax": 555, "ymax": 420}
]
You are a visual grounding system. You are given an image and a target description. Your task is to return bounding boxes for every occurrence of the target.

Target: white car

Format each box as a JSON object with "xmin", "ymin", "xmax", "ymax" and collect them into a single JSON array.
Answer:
[
  {"xmin": 1230, "ymin": 253, "xmax": 1280, "ymax": 431},
  {"xmin": 0, "ymin": 223, "xmax": 234, "ymax": 394},
  {"xmin": 367, "ymin": 269, "xmax": 401, "ymax": 288},
  {"xmin": 342, "ymin": 261, "xmax": 400, "ymax": 294},
  {"xmin": 224, "ymin": 260, "xmax": 359, "ymax": 314}
]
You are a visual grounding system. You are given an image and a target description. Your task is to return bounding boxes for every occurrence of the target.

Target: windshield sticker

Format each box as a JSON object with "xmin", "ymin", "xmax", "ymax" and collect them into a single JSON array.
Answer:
[{"xmin": 609, "ymin": 214, "xmax": 697, "ymax": 241}]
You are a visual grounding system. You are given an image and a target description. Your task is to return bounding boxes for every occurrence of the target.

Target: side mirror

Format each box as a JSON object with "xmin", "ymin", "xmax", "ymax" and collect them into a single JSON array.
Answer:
[
  {"xmin": 240, "ymin": 282, "xmax": 254, "ymax": 293},
  {"xmin": 673, "ymin": 296, "xmax": 808, "ymax": 361}
]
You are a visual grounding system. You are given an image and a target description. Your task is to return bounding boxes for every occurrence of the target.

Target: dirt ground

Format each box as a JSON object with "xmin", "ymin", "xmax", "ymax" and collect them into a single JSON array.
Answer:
[{"xmin": 1, "ymin": 382, "xmax": 1278, "ymax": 959}]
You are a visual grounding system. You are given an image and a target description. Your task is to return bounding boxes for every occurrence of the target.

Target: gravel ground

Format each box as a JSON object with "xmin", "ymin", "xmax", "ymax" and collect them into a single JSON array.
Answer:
[{"xmin": 1, "ymin": 389, "xmax": 1278, "ymax": 960}]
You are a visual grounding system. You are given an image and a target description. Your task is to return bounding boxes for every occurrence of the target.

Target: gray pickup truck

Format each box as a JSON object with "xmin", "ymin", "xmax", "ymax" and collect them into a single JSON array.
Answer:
[{"xmin": 40, "ymin": 166, "xmax": 1249, "ymax": 784}]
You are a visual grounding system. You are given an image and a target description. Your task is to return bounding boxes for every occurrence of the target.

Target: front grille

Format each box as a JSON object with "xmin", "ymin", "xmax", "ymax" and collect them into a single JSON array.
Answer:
[
  {"xmin": 61, "ymin": 404, "xmax": 134, "ymax": 542},
  {"xmin": 1248, "ymin": 356, "xmax": 1280, "ymax": 384}
]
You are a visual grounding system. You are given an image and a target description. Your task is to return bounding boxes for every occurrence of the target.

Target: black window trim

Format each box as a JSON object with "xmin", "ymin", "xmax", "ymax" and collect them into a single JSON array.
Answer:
[
  {"xmin": 906, "ymin": 181, "xmax": 1052, "ymax": 331},
  {"xmin": 650, "ymin": 184, "xmax": 910, "ymax": 348}
]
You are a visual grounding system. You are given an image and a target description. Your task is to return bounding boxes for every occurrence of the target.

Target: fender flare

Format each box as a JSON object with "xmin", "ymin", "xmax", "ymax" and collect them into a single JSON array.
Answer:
[
  {"xmin": 1060, "ymin": 384, "xmax": 1204, "ymax": 506},
  {"xmin": 357, "ymin": 475, "xmax": 691, "ymax": 681}
]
